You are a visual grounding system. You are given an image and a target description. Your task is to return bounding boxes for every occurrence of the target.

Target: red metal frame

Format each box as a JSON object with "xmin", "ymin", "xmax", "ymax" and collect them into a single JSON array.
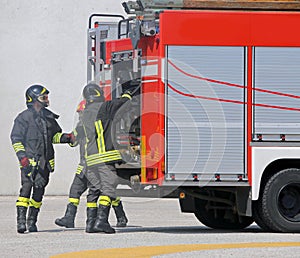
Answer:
[{"xmin": 105, "ymin": 35, "xmax": 165, "ymax": 185}]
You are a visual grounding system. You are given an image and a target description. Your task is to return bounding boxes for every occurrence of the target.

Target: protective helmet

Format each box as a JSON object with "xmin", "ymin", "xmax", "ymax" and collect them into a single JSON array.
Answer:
[
  {"xmin": 76, "ymin": 99, "xmax": 86, "ymax": 113},
  {"xmin": 82, "ymin": 83, "xmax": 104, "ymax": 103},
  {"xmin": 25, "ymin": 84, "xmax": 49, "ymax": 107}
]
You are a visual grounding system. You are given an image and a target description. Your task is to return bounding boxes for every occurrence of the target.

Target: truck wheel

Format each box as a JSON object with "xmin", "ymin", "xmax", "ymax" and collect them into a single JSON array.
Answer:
[
  {"xmin": 259, "ymin": 168, "xmax": 300, "ymax": 232},
  {"xmin": 252, "ymin": 200, "xmax": 274, "ymax": 232},
  {"xmin": 194, "ymin": 197, "xmax": 253, "ymax": 230}
]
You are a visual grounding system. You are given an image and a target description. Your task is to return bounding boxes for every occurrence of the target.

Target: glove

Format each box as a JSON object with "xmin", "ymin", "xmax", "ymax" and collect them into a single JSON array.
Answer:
[
  {"xmin": 20, "ymin": 157, "xmax": 30, "ymax": 167},
  {"xmin": 61, "ymin": 133, "xmax": 75, "ymax": 144},
  {"xmin": 34, "ymin": 173, "xmax": 47, "ymax": 188},
  {"xmin": 20, "ymin": 157, "xmax": 32, "ymax": 177},
  {"xmin": 68, "ymin": 133, "xmax": 76, "ymax": 144}
]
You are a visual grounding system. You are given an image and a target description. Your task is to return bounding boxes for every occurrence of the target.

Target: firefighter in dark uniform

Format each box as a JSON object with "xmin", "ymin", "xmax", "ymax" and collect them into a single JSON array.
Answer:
[
  {"xmin": 10, "ymin": 85, "xmax": 74, "ymax": 233},
  {"xmin": 54, "ymin": 99, "xmax": 128, "ymax": 232},
  {"xmin": 54, "ymin": 99, "xmax": 97, "ymax": 230},
  {"xmin": 83, "ymin": 83, "xmax": 133, "ymax": 234}
]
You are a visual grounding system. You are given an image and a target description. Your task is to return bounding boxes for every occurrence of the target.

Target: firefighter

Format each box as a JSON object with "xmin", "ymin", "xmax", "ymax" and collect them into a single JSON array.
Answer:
[
  {"xmin": 78, "ymin": 83, "xmax": 129, "ymax": 233},
  {"xmin": 54, "ymin": 99, "xmax": 98, "ymax": 231},
  {"xmin": 54, "ymin": 99, "xmax": 128, "ymax": 232},
  {"xmin": 10, "ymin": 84, "xmax": 74, "ymax": 233},
  {"xmin": 83, "ymin": 82, "xmax": 134, "ymax": 234}
]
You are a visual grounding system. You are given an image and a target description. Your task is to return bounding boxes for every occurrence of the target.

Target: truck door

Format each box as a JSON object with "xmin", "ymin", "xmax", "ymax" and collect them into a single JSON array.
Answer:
[{"xmin": 165, "ymin": 46, "xmax": 246, "ymax": 183}]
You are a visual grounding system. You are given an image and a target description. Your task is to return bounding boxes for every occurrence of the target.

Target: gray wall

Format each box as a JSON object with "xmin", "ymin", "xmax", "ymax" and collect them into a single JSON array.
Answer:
[{"xmin": 0, "ymin": 0, "xmax": 127, "ymax": 195}]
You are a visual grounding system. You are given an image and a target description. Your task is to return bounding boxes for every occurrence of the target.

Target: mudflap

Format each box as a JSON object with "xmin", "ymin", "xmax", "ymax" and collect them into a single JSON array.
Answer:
[{"xmin": 179, "ymin": 191, "xmax": 195, "ymax": 213}]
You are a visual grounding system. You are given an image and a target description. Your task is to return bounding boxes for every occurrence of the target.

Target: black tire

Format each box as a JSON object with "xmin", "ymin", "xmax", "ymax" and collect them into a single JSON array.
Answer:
[
  {"xmin": 194, "ymin": 196, "xmax": 254, "ymax": 230},
  {"xmin": 252, "ymin": 200, "xmax": 274, "ymax": 232},
  {"xmin": 260, "ymin": 168, "xmax": 300, "ymax": 232}
]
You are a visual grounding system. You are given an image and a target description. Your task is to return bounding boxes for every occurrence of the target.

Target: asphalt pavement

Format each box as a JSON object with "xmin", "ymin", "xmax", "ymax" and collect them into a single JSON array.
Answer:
[{"xmin": 0, "ymin": 196, "xmax": 300, "ymax": 258}]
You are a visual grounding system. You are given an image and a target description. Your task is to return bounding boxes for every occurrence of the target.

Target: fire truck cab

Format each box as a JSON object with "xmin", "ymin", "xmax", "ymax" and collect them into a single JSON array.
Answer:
[{"xmin": 87, "ymin": 0, "xmax": 300, "ymax": 232}]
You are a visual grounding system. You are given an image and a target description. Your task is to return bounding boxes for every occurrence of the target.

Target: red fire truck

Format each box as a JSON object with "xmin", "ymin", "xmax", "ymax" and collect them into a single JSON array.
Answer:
[{"xmin": 87, "ymin": 0, "xmax": 300, "ymax": 232}]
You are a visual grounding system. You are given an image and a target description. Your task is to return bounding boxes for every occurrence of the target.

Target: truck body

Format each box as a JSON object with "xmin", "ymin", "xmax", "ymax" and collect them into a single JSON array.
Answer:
[{"xmin": 87, "ymin": 0, "xmax": 300, "ymax": 232}]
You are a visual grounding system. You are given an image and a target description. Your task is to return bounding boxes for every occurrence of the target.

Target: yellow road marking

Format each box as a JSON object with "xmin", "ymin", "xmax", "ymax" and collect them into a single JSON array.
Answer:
[{"xmin": 52, "ymin": 242, "xmax": 300, "ymax": 258}]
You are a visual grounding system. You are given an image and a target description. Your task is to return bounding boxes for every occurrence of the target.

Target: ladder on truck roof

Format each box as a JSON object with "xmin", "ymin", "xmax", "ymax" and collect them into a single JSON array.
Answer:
[{"xmin": 123, "ymin": 0, "xmax": 300, "ymax": 14}]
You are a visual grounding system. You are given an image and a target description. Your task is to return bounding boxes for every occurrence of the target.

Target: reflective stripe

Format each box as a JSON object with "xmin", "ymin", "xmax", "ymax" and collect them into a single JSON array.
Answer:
[
  {"xmin": 41, "ymin": 87, "xmax": 47, "ymax": 94},
  {"xmin": 12, "ymin": 142, "xmax": 25, "ymax": 153},
  {"xmin": 49, "ymin": 159, "xmax": 55, "ymax": 170},
  {"xmin": 16, "ymin": 197, "xmax": 30, "ymax": 207},
  {"xmin": 29, "ymin": 198, "xmax": 42, "ymax": 209},
  {"xmin": 29, "ymin": 158, "xmax": 37, "ymax": 166},
  {"xmin": 16, "ymin": 202, "xmax": 29, "ymax": 208},
  {"xmin": 95, "ymin": 120, "xmax": 105, "ymax": 153},
  {"xmin": 69, "ymin": 198, "xmax": 80, "ymax": 206},
  {"xmin": 52, "ymin": 132, "xmax": 62, "ymax": 143},
  {"xmin": 99, "ymin": 195, "xmax": 111, "ymax": 206},
  {"xmin": 73, "ymin": 128, "xmax": 78, "ymax": 137},
  {"xmin": 75, "ymin": 165, "xmax": 84, "ymax": 175},
  {"xmin": 87, "ymin": 202, "xmax": 97, "ymax": 208},
  {"xmin": 17, "ymin": 197, "xmax": 30, "ymax": 203},
  {"xmin": 111, "ymin": 197, "xmax": 121, "ymax": 207},
  {"xmin": 86, "ymin": 150, "xmax": 122, "ymax": 166},
  {"xmin": 121, "ymin": 93, "xmax": 132, "ymax": 100}
]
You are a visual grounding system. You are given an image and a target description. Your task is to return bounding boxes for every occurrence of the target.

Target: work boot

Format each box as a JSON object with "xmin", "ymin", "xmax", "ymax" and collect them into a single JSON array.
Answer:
[
  {"xmin": 113, "ymin": 201, "xmax": 128, "ymax": 227},
  {"xmin": 17, "ymin": 206, "xmax": 27, "ymax": 233},
  {"xmin": 55, "ymin": 203, "xmax": 77, "ymax": 228},
  {"xmin": 27, "ymin": 207, "xmax": 39, "ymax": 232},
  {"xmin": 93, "ymin": 205, "xmax": 115, "ymax": 234},
  {"xmin": 85, "ymin": 207, "xmax": 97, "ymax": 233}
]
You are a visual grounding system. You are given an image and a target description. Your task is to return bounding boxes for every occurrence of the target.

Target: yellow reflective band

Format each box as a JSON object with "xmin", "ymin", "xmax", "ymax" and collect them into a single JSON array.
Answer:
[
  {"xmin": 27, "ymin": 94, "xmax": 33, "ymax": 103},
  {"xmin": 121, "ymin": 93, "xmax": 132, "ymax": 100},
  {"xmin": 49, "ymin": 159, "xmax": 55, "ymax": 170},
  {"xmin": 87, "ymin": 156, "xmax": 121, "ymax": 166},
  {"xmin": 28, "ymin": 159, "xmax": 37, "ymax": 166},
  {"xmin": 75, "ymin": 165, "xmax": 84, "ymax": 175},
  {"xmin": 95, "ymin": 89, "xmax": 102, "ymax": 97},
  {"xmin": 87, "ymin": 202, "xmax": 97, "ymax": 208},
  {"xmin": 69, "ymin": 141, "xmax": 77, "ymax": 147},
  {"xmin": 52, "ymin": 132, "xmax": 62, "ymax": 143},
  {"xmin": 99, "ymin": 195, "xmax": 111, "ymax": 206},
  {"xmin": 41, "ymin": 87, "xmax": 47, "ymax": 94},
  {"xmin": 111, "ymin": 197, "xmax": 121, "ymax": 207},
  {"xmin": 16, "ymin": 201, "xmax": 29, "ymax": 208},
  {"xmin": 12, "ymin": 142, "xmax": 25, "ymax": 153},
  {"xmin": 73, "ymin": 128, "xmax": 78, "ymax": 137},
  {"xmin": 17, "ymin": 197, "xmax": 30, "ymax": 203},
  {"xmin": 95, "ymin": 120, "xmax": 105, "ymax": 153},
  {"xmin": 87, "ymin": 151, "xmax": 121, "ymax": 161},
  {"xmin": 16, "ymin": 197, "xmax": 30, "ymax": 207},
  {"xmin": 29, "ymin": 199, "xmax": 42, "ymax": 209},
  {"xmin": 86, "ymin": 151, "xmax": 122, "ymax": 166},
  {"xmin": 69, "ymin": 198, "xmax": 80, "ymax": 206}
]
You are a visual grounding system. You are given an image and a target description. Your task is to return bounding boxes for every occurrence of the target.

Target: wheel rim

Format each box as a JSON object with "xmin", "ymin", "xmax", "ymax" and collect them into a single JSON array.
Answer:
[{"xmin": 277, "ymin": 183, "xmax": 300, "ymax": 222}]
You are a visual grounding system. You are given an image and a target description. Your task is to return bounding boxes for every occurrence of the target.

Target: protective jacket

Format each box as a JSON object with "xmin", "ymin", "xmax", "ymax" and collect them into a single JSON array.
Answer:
[
  {"xmin": 85, "ymin": 93, "xmax": 131, "ymax": 167},
  {"xmin": 79, "ymin": 101, "xmax": 103, "ymax": 167},
  {"xmin": 11, "ymin": 106, "xmax": 69, "ymax": 172}
]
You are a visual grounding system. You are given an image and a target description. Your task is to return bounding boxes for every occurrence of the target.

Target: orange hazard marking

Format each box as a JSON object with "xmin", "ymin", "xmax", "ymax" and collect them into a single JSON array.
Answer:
[{"xmin": 51, "ymin": 242, "xmax": 300, "ymax": 258}]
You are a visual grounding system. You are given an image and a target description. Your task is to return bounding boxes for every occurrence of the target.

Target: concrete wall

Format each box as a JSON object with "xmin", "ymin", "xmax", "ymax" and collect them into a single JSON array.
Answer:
[{"xmin": 0, "ymin": 0, "xmax": 127, "ymax": 195}]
